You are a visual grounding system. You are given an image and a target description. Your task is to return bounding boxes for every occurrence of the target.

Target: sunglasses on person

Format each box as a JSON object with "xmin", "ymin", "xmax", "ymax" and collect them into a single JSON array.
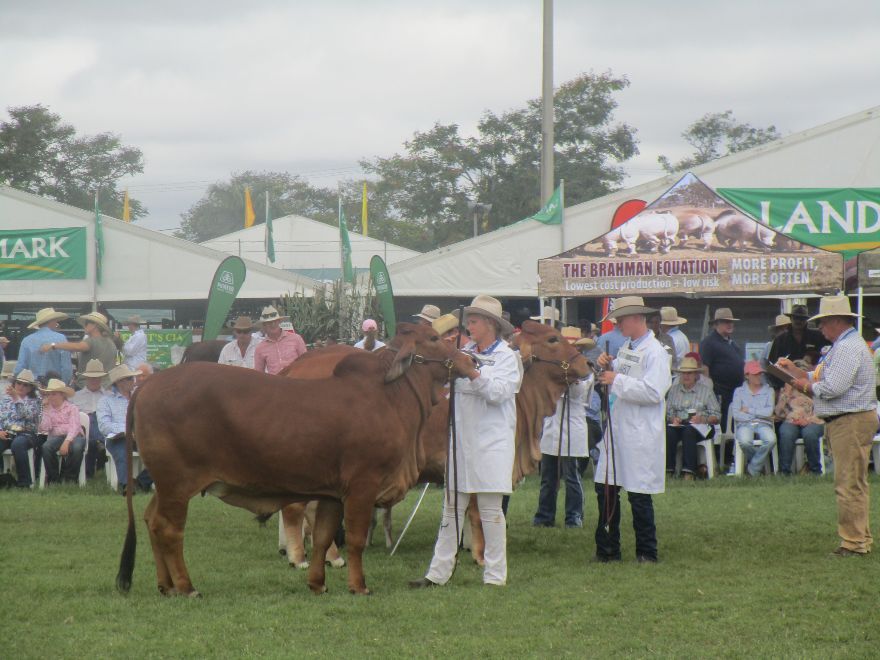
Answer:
[{"xmin": 234, "ymin": 329, "xmax": 252, "ymax": 335}]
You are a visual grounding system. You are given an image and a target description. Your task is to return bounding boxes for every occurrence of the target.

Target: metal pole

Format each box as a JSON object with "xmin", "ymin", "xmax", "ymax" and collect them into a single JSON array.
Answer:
[
  {"xmin": 265, "ymin": 190, "xmax": 270, "ymax": 265},
  {"xmin": 540, "ymin": 0, "xmax": 554, "ymax": 205},
  {"xmin": 473, "ymin": 207, "xmax": 478, "ymax": 238}
]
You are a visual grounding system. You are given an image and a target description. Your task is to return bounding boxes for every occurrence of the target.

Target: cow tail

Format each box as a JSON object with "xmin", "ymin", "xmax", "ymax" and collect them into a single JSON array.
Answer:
[{"xmin": 116, "ymin": 390, "xmax": 138, "ymax": 593}]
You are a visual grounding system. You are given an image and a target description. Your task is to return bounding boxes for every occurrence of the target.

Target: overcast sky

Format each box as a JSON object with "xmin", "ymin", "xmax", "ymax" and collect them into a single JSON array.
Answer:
[{"xmin": 3, "ymin": 0, "xmax": 879, "ymax": 232}]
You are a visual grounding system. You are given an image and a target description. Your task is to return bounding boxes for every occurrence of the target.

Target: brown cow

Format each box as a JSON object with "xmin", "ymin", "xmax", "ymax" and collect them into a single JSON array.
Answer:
[
  {"xmin": 116, "ymin": 323, "xmax": 473, "ymax": 596},
  {"xmin": 180, "ymin": 339, "xmax": 227, "ymax": 363}
]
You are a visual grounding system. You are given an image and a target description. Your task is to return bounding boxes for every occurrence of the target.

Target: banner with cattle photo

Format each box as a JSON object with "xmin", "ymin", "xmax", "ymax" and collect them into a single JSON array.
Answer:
[{"xmin": 537, "ymin": 173, "xmax": 844, "ymax": 297}]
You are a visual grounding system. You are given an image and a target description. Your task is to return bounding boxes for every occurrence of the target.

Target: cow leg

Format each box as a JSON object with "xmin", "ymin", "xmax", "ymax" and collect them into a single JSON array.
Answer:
[
  {"xmin": 382, "ymin": 506, "xmax": 393, "ymax": 549},
  {"xmin": 467, "ymin": 494, "xmax": 486, "ymax": 566},
  {"xmin": 144, "ymin": 495, "xmax": 174, "ymax": 595},
  {"xmin": 342, "ymin": 496, "xmax": 377, "ymax": 595},
  {"xmin": 304, "ymin": 501, "xmax": 345, "ymax": 568},
  {"xmin": 281, "ymin": 503, "xmax": 309, "ymax": 569},
  {"xmin": 307, "ymin": 499, "xmax": 343, "ymax": 595},
  {"xmin": 145, "ymin": 494, "xmax": 198, "ymax": 597}
]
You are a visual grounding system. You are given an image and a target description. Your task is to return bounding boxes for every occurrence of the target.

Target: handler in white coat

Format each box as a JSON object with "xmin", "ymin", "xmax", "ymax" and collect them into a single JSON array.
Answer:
[
  {"xmin": 411, "ymin": 295, "xmax": 522, "ymax": 588},
  {"xmin": 595, "ymin": 296, "xmax": 671, "ymax": 563}
]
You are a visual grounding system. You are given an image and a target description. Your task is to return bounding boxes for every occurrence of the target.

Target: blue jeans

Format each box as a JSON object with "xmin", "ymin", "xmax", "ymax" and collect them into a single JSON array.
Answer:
[
  {"xmin": 533, "ymin": 454, "xmax": 584, "ymax": 527},
  {"xmin": 3, "ymin": 432, "xmax": 38, "ymax": 487},
  {"xmin": 735, "ymin": 423, "xmax": 776, "ymax": 476},
  {"xmin": 777, "ymin": 422, "xmax": 823, "ymax": 474},
  {"xmin": 84, "ymin": 412, "xmax": 105, "ymax": 479},
  {"xmin": 106, "ymin": 434, "xmax": 153, "ymax": 492},
  {"xmin": 42, "ymin": 434, "xmax": 86, "ymax": 483},
  {"xmin": 594, "ymin": 483, "xmax": 657, "ymax": 560}
]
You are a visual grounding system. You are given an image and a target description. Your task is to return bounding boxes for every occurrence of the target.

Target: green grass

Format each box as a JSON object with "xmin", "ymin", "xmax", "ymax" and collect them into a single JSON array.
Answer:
[{"xmin": 2, "ymin": 474, "xmax": 879, "ymax": 658}]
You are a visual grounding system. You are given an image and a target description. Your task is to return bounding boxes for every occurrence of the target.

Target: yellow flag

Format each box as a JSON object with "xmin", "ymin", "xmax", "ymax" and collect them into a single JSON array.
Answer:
[
  {"xmin": 244, "ymin": 187, "xmax": 256, "ymax": 228},
  {"xmin": 361, "ymin": 182, "xmax": 368, "ymax": 236},
  {"xmin": 122, "ymin": 189, "xmax": 131, "ymax": 222}
]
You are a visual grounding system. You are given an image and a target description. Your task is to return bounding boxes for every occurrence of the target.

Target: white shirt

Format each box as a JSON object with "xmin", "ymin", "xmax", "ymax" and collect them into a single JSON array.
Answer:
[
  {"xmin": 123, "ymin": 329, "xmax": 148, "ymax": 369},
  {"xmin": 70, "ymin": 387, "xmax": 106, "ymax": 415},
  {"xmin": 540, "ymin": 376, "xmax": 592, "ymax": 457},
  {"xmin": 354, "ymin": 338, "xmax": 386, "ymax": 351},
  {"xmin": 218, "ymin": 337, "xmax": 259, "ymax": 369},
  {"xmin": 667, "ymin": 326, "xmax": 690, "ymax": 368}
]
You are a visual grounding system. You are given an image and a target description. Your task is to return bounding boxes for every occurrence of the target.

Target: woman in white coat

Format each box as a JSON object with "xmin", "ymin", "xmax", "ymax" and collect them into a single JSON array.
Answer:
[
  {"xmin": 595, "ymin": 296, "xmax": 672, "ymax": 563},
  {"xmin": 411, "ymin": 295, "xmax": 522, "ymax": 587}
]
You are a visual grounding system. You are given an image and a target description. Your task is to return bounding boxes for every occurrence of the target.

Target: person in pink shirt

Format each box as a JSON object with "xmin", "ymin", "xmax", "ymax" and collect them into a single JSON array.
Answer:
[
  {"xmin": 38, "ymin": 378, "xmax": 84, "ymax": 484},
  {"xmin": 253, "ymin": 306, "xmax": 307, "ymax": 375}
]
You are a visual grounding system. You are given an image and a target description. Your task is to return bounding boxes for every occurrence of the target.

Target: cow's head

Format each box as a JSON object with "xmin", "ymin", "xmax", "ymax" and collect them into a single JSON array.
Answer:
[
  {"xmin": 512, "ymin": 320, "xmax": 590, "ymax": 383},
  {"xmin": 384, "ymin": 322, "xmax": 472, "ymax": 384}
]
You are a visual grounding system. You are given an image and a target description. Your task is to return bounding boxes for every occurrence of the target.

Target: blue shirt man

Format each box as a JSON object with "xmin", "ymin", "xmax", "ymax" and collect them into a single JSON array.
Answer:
[{"xmin": 14, "ymin": 308, "xmax": 73, "ymax": 384}]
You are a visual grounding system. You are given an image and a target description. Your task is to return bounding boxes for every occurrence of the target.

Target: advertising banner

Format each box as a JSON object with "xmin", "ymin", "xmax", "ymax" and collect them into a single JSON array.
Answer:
[
  {"xmin": 370, "ymin": 255, "xmax": 396, "ymax": 337},
  {"xmin": 0, "ymin": 227, "xmax": 87, "ymax": 279},
  {"xmin": 203, "ymin": 256, "xmax": 247, "ymax": 341},
  {"xmin": 538, "ymin": 174, "xmax": 843, "ymax": 297},
  {"xmin": 717, "ymin": 188, "xmax": 880, "ymax": 260},
  {"xmin": 118, "ymin": 329, "xmax": 193, "ymax": 368}
]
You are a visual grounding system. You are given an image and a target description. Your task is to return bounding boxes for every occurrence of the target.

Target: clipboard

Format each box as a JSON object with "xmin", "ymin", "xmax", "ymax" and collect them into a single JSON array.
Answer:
[{"xmin": 765, "ymin": 362, "xmax": 797, "ymax": 385}]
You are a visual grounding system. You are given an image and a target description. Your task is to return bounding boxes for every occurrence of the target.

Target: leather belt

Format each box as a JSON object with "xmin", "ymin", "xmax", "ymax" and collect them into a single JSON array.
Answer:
[{"xmin": 820, "ymin": 413, "xmax": 847, "ymax": 424}]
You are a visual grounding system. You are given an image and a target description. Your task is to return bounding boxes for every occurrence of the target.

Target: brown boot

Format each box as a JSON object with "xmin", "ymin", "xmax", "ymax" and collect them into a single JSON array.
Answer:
[{"xmin": 682, "ymin": 472, "xmax": 694, "ymax": 481}]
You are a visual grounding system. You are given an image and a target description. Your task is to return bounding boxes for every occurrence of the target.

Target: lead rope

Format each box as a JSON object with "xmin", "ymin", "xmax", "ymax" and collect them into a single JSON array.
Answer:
[
  {"xmin": 447, "ymin": 306, "xmax": 466, "ymax": 563},
  {"xmin": 554, "ymin": 362, "xmax": 572, "ymax": 493},
  {"xmin": 601, "ymin": 341, "xmax": 617, "ymax": 532}
]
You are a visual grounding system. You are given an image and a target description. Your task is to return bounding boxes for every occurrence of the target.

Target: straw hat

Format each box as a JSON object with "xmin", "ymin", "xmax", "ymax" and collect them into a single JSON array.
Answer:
[
  {"xmin": 124, "ymin": 315, "xmax": 144, "ymax": 326},
  {"xmin": 361, "ymin": 319, "xmax": 378, "ymax": 332},
  {"xmin": 808, "ymin": 295, "xmax": 860, "ymax": 322},
  {"xmin": 603, "ymin": 296, "xmax": 657, "ymax": 321},
  {"xmin": 560, "ymin": 325, "xmax": 597, "ymax": 349},
  {"xmin": 227, "ymin": 316, "xmax": 256, "ymax": 331},
  {"xmin": 712, "ymin": 308, "xmax": 739, "ymax": 323},
  {"xmin": 39, "ymin": 378, "xmax": 75, "ymax": 398},
  {"xmin": 28, "ymin": 307, "xmax": 69, "ymax": 329},
  {"xmin": 13, "ymin": 369, "xmax": 37, "ymax": 386},
  {"xmin": 530, "ymin": 306, "xmax": 560, "ymax": 323},
  {"xmin": 108, "ymin": 364, "xmax": 139, "ymax": 386},
  {"xmin": 744, "ymin": 360, "xmax": 764, "ymax": 375},
  {"xmin": 432, "ymin": 313, "xmax": 459, "ymax": 336},
  {"xmin": 1, "ymin": 360, "xmax": 15, "ymax": 378},
  {"xmin": 768, "ymin": 314, "xmax": 792, "ymax": 330},
  {"xmin": 79, "ymin": 358, "xmax": 108, "ymax": 378},
  {"xmin": 674, "ymin": 356, "xmax": 702, "ymax": 373},
  {"xmin": 414, "ymin": 304, "xmax": 441, "ymax": 323},
  {"xmin": 258, "ymin": 306, "xmax": 289, "ymax": 323},
  {"xmin": 463, "ymin": 295, "xmax": 513, "ymax": 334},
  {"xmin": 78, "ymin": 311, "xmax": 110, "ymax": 334},
  {"xmin": 660, "ymin": 306, "xmax": 687, "ymax": 326}
]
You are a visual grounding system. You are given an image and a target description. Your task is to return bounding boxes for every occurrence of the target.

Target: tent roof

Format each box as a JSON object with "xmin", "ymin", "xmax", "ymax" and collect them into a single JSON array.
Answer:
[
  {"xmin": 389, "ymin": 105, "xmax": 880, "ymax": 298},
  {"xmin": 0, "ymin": 185, "xmax": 321, "ymax": 303}
]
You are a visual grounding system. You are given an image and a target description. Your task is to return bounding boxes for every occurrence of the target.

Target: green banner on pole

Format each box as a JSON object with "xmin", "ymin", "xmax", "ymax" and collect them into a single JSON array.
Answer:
[
  {"xmin": 119, "ymin": 328, "xmax": 193, "ymax": 368},
  {"xmin": 530, "ymin": 184, "xmax": 563, "ymax": 225},
  {"xmin": 0, "ymin": 227, "xmax": 87, "ymax": 279},
  {"xmin": 370, "ymin": 255, "xmax": 396, "ymax": 337},
  {"xmin": 203, "ymin": 256, "xmax": 247, "ymax": 340}
]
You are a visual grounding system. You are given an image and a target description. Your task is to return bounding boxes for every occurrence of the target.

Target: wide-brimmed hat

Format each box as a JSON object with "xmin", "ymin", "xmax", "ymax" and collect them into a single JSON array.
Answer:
[
  {"xmin": 13, "ymin": 369, "xmax": 37, "ymax": 386},
  {"xmin": 463, "ymin": 295, "xmax": 513, "ymax": 335},
  {"xmin": 414, "ymin": 304, "xmax": 441, "ymax": 323},
  {"xmin": 768, "ymin": 314, "xmax": 792, "ymax": 330},
  {"xmin": 228, "ymin": 316, "xmax": 256, "ymax": 331},
  {"xmin": 39, "ymin": 378, "xmax": 75, "ymax": 398},
  {"xmin": 78, "ymin": 311, "xmax": 110, "ymax": 334},
  {"xmin": 432, "ymin": 313, "xmax": 459, "ymax": 336},
  {"xmin": 530, "ymin": 306, "xmax": 560, "ymax": 323},
  {"xmin": 28, "ymin": 307, "xmax": 69, "ymax": 329},
  {"xmin": 675, "ymin": 356, "xmax": 702, "ymax": 373},
  {"xmin": 603, "ymin": 296, "xmax": 657, "ymax": 321},
  {"xmin": 361, "ymin": 319, "xmax": 378, "ymax": 332},
  {"xmin": 712, "ymin": 308, "xmax": 739, "ymax": 323},
  {"xmin": 660, "ymin": 306, "xmax": 687, "ymax": 326},
  {"xmin": 108, "ymin": 364, "xmax": 139, "ymax": 386},
  {"xmin": 79, "ymin": 358, "xmax": 108, "ymax": 378},
  {"xmin": 808, "ymin": 295, "xmax": 860, "ymax": 322},
  {"xmin": 258, "ymin": 306, "xmax": 289, "ymax": 323},
  {"xmin": 124, "ymin": 314, "xmax": 144, "ymax": 326},
  {"xmin": 559, "ymin": 325, "xmax": 597, "ymax": 349},
  {"xmin": 789, "ymin": 304, "xmax": 810, "ymax": 319},
  {"xmin": 744, "ymin": 360, "xmax": 763, "ymax": 375}
]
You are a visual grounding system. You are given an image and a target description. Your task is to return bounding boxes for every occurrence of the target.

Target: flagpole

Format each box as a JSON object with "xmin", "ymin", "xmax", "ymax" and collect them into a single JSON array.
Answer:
[
  {"xmin": 560, "ymin": 178, "xmax": 565, "ymax": 252},
  {"xmin": 93, "ymin": 189, "xmax": 99, "ymax": 312},
  {"xmin": 265, "ymin": 190, "xmax": 269, "ymax": 266}
]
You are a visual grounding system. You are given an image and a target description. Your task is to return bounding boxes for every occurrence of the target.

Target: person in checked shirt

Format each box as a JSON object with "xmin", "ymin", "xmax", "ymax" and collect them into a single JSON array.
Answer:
[{"xmin": 253, "ymin": 306, "xmax": 307, "ymax": 375}]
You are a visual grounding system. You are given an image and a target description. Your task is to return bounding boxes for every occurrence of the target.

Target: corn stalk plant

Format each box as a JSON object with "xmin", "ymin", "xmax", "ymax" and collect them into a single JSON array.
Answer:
[{"xmin": 280, "ymin": 278, "xmax": 383, "ymax": 346}]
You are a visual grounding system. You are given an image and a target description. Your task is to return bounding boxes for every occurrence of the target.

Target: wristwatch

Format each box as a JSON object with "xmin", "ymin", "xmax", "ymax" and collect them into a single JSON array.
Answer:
[{"xmin": 51, "ymin": 343, "xmax": 56, "ymax": 350}]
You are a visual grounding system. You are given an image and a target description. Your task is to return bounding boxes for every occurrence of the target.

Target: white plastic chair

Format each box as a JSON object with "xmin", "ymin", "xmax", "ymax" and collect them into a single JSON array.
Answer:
[
  {"xmin": 38, "ymin": 412, "xmax": 89, "ymax": 488},
  {"xmin": 673, "ymin": 435, "xmax": 716, "ymax": 479},
  {"xmin": 872, "ymin": 435, "xmax": 880, "ymax": 476},
  {"xmin": 793, "ymin": 435, "xmax": 826, "ymax": 474},
  {"xmin": 106, "ymin": 445, "xmax": 143, "ymax": 491},
  {"xmin": 2, "ymin": 447, "xmax": 35, "ymax": 487}
]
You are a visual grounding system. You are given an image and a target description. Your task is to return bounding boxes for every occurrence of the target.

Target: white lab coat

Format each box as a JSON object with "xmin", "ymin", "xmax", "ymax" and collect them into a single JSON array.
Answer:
[
  {"xmin": 594, "ymin": 331, "xmax": 671, "ymax": 494},
  {"xmin": 449, "ymin": 340, "xmax": 522, "ymax": 493},
  {"xmin": 539, "ymin": 376, "xmax": 593, "ymax": 457}
]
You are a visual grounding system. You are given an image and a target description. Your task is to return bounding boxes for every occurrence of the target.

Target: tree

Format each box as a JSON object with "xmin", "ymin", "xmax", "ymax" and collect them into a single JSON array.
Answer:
[
  {"xmin": 0, "ymin": 104, "xmax": 146, "ymax": 219},
  {"xmin": 658, "ymin": 110, "xmax": 780, "ymax": 174}
]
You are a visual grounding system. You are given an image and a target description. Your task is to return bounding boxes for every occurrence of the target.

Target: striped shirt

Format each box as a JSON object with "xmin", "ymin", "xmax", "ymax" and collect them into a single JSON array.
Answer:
[
  {"xmin": 809, "ymin": 327, "xmax": 876, "ymax": 418},
  {"xmin": 666, "ymin": 380, "xmax": 720, "ymax": 423},
  {"xmin": 97, "ymin": 387, "xmax": 131, "ymax": 438},
  {"xmin": 38, "ymin": 399, "xmax": 82, "ymax": 443}
]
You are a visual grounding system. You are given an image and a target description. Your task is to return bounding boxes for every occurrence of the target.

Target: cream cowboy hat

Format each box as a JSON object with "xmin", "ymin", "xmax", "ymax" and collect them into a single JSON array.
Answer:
[
  {"xmin": 462, "ymin": 295, "xmax": 513, "ymax": 335},
  {"xmin": 603, "ymin": 296, "xmax": 657, "ymax": 321},
  {"xmin": 808, "ymin": 295, "xmax": 860, "ymax": 322},
  {"xmin": 660, "ymin": 306, "xmax": 687, "ymax": 326},
  {"xmin": 712, "ymin": 308, "xmax": 739, "ymax": 323},
  {"xmin": 258, "ymin": 306, "xmax": 289, "ymax": 323},
  {"xmin": 28, "ymin": 308, "xmax": 69, "ymax": 329},
  {"xmin": 414, "ymin": 304, "xmax": 441, "ymax": 323},
  {"xmin": 78, "ymin": 311, "xmax": 110, "ymax": 334},
  {"xmin": 674, "ymin": 356, "xmax": 702, "ymax": 373},
  {"xmin": 227, "ymin": 316, "xmax": 256, "ymax": 331},
  {"xmin": 108, "ymin": 364, "xmax": 139, "ymax": 386},
  {"xmin": 561, "ymin": 326, "xmax": 596, "ymax": 349},
  {"xmin": 768, "ymin": 314, "xmax": 792, "ymax": 330},
  {"xmin": 13, "ymin": 369, "xmax": 37, "ymax": 386},
  {"xmin": 124, "ymin": 315, "xmax": 144, "ymax": 325},
  {"xmin": 530, "ymin": 306, "xmax": 560, "ymax": 323},
  {"xmin": 79, "ymin": 358, "xmax": 108, "ymax": 378},
  {"xmin": 432, "ymin": 313, "xmax": 459, "ymax": 336},
  {"xmin": 39, "ymin": 378, "xmax": 75, "ymax": 398}
]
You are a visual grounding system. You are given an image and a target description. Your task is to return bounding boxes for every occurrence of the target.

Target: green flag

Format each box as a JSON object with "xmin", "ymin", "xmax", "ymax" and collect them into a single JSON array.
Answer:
[
  {"xmin": 265, "ymin": 207, "xmax": 276, "ymax": 263},
  {"xmin": 370, "ymin": 255, "xmax": 396, "ymax": 337},
  {"xmin": 530, "ymin": 184, "xmax": 563, "ymax": 225},
  {"xmin": 94, "ymin": 195, "xmax": 105, "ymax": 285},
  {"xmin": 203, "ymin": 256, "xmax": 247, "ymax": 341},
  {"xmin": 339, "ymin": 200, "xmax": 354, "ymax": 283}
]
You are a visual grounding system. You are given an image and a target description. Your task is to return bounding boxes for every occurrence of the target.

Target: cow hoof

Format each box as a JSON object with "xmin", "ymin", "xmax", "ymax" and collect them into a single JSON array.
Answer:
[
  {"xmin": 278, "ymin": 548, "xmax": 287, "ymax": 556},
  {"xmin": 327, "ymin": 557, "xmax": 346, "ymax": 568},
  {"xmin": 308, "ymin": 584, "xmax": 328, "ymax": 595},
  {"xmin": 158, "ymin": 585, "xmax": 175, "ymax": 596},
  {"xmin": 291, "ymin": 560, "xmax": 310, "ymax": 570},
  {"xmin": 188, "ymin": 590, "xmax": 203, "ymax": 599},
  {"xmin": 349, "ymin": 587, "xmax": 371, "ymax": 596}
]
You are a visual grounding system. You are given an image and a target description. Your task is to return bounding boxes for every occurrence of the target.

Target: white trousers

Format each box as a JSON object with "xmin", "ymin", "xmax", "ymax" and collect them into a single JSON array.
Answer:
[{"xmin": 425, "ymin": 491, "xmax": 507, "ymax": 585}]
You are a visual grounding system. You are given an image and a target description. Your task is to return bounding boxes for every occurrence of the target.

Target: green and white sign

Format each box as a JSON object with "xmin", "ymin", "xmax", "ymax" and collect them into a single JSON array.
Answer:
[
  {"xmin": 370, "ymin": 255, "xmax": 396, "ymax": 337},
  {"xmin": 0, "ymin": 227, "xmax": 87, "ymax": 279},
  {"xmin": 718, "ymin": 188, "xmax": 880, "ymax": 260},
  {"xmin": 203, "ymin": 256, "xmax": 247, "ymax": 341},
  {"xmin": 119, "ymin": 329, "xmax": 193, "ymax": 368}
]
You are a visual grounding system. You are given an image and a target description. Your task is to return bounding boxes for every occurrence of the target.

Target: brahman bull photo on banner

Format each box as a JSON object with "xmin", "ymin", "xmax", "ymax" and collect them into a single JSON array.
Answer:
[{"xmin": 538, "ymin": 173, "xmax": 844, "ymax": 297}]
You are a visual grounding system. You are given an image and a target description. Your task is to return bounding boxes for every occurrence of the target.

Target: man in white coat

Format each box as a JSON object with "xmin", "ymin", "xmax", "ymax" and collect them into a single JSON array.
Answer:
[
  {"xmin": 411, "ymin": 295, "xmax": 523, "ymax": 588},
  {"xmin": 595, "ymin": 296, "xmax": 672, "ymax": 563}
]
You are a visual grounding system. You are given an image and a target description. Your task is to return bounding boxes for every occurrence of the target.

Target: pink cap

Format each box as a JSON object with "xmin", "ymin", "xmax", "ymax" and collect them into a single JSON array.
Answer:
[
  {"xmin": 362, "ymin": 319, "xmax": 378, "ymax": 332},
  {"xmin": 744, "ymin": 360, "xmax": 763, "ymax": 375}
]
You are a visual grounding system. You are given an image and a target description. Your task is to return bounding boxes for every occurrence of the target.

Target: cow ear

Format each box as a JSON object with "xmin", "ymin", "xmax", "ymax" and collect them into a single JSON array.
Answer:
[
  {"xmin": 517, "ymin": 338, "xmax": 532, "ymax": 363},
  {"xmin": 385, "ymin": 344, "xmax": 414, "ymax": 382}
]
